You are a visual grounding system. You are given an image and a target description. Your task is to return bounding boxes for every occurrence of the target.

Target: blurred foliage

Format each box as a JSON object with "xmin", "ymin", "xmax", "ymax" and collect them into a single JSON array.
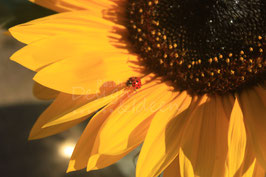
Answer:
[{"xmin": 0, "ymin": 0, "xmax": 55, "ymax": 29}]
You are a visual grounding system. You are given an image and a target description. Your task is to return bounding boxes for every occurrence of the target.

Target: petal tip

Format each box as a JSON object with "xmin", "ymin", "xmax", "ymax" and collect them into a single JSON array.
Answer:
[
  {"xmin": 87, "ymin": 154, "xmax": 100, "ymax": 171},
  {"xmin": 8, "ymin": 26, "xmax": 26, "ymax": 44},
  {"xmin": 66, "ymin": 160, "xmax": 77, "ymax": 173},
  {"xmin": 28, "ymin": 133, "xmax": 38, "ymax": 141}
]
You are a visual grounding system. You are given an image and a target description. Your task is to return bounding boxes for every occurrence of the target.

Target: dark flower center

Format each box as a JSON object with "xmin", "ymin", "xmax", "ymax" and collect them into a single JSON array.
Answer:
[{"xmin": 126, "ymin": 0, "xmax": 265, "ymax": 95}]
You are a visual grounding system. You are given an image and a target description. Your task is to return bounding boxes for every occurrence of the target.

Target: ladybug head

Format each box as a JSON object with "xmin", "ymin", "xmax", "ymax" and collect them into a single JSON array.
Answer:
[{"xmin": 126, "ymin": 79, "xmax": 133, "ymax": 87}]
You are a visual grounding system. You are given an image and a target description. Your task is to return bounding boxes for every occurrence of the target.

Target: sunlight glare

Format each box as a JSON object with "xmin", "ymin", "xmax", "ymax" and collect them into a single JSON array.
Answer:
[{"xmin": 59, "ymin": 142, "xmax": 75, "ymax": 158}]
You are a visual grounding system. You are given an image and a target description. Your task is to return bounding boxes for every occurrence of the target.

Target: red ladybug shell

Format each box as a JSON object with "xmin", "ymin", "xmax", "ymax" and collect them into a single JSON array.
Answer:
[{"xmin": 126, "ymin": 77, "xmax": 141, "ymax": 89}]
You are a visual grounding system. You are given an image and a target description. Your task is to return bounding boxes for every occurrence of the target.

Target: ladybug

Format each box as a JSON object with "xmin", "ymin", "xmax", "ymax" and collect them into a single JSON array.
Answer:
[{"xmin": 126, "ymin": 77, "xmax": 142, "ymax": 89}]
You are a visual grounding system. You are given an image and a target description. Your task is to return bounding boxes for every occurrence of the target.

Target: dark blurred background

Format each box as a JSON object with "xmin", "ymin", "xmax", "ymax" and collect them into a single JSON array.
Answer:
[{"xmin": 0, "ymin": 0, "xmax": 137, "ymax": 176}]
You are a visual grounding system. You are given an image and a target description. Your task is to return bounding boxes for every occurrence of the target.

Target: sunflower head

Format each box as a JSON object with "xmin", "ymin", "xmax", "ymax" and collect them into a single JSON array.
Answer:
[{"xmin": 127, "ymin": 0, "xmax": 265, "ymax": 95}]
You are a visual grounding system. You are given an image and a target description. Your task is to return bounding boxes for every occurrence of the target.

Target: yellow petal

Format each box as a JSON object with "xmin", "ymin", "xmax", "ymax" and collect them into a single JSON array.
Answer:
[
  {"xmin": 180, "ymin": 94, "xmax": 230, "ymax": 177},
  {"xmin": 9, "ymin": 11, "xmax": 118, "ymax": 44},
  {"xmin": 10, "ymin": 32, "xmax": 126, "ymax": 71},
  {"xmin": 29, "ymin": 86, "xmax": 125, "ymax": 139},
  {"xmin": 30, "ymin": 0, "xmax": 114, "ymax": 12},
  {"xmin": 86, "ymin": 115, "xmax": 152, "ymax": 171},
  {"xmin": 87, "ymin": 82, "xmax": 179, "ymax": 171},
  {"xmin": 163, "ymin": 156, "xmax": 181, "ymax": 177},
  {"xmin": 252, "ymin": 161, "xmax": 265, "ymax": 177},
  {"xmin": 243, "ymin": 161, "xmax": 256, "ymax": 177},
  {"xmin": 238, "ymin": 86, "xmax": 266, "ymax": 170},
  {"xmin": 33, "ymin": 82, "xmax": 58, "ymax": 100},
  {"xmin": 255, "ymin": 85, "xmax": 266, "ymax": 106},
  {"xmin": 179, "ymin": 95, "xmax": 210, "ymax": 177},
  {"xmin": 227, "ymin": 98, "xmax": 247, "ymax": 177},
  {"xmin": 68, "ymin": 79, "xmax": 163, "ymax": 172},
  {"xmin": 85, "ymin": 152, "xmax": 131, "ymax": 172},
  {"xmin": 43, "ymin": 90, "xmax": 126, "ymax": 128},
  {"xmin": 136, "ymin": 92, "xmax": 192, "ymax": 177},
  {"xmin": 179, "ymin": 148, "xmax": 195, "ymax": 177},
  {"xmin": 29, "ymin": 93, "xmax": 91, "ymax": 140},
  {"xmin": 33, "ymin": 52, "xmax": 142, "ymax": 94},
  {"xmin": 67, "ymin": 91, "xmax": 132, "ymax": 172},
  {"xmin": 221, "ymin": 93, "xmax": 235, "ymax": 120},
  {"xmin": 229, "ymin": 138, "xmax": 256, "ymax": 177},
  {"xmin": 94, "ymin": 83, "xmax": 177, "ymax": 155}
]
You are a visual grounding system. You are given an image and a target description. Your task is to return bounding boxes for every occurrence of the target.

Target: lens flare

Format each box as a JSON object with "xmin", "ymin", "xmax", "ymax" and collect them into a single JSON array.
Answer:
[{"xmin": 58, "ymin": 142, "xmax": 75, "ymax": 158}]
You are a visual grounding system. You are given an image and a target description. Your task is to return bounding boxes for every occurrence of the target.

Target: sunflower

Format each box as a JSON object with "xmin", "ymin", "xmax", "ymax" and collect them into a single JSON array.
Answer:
[{"xmin": 9, "ymin": 0, "xmax": 266, "ymax": 176}]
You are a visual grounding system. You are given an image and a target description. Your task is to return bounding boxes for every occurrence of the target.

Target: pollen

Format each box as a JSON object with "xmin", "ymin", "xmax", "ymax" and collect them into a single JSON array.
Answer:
[{"xmin": 127, "ymin": 0, "xmax": 265, "ymax": 95}]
